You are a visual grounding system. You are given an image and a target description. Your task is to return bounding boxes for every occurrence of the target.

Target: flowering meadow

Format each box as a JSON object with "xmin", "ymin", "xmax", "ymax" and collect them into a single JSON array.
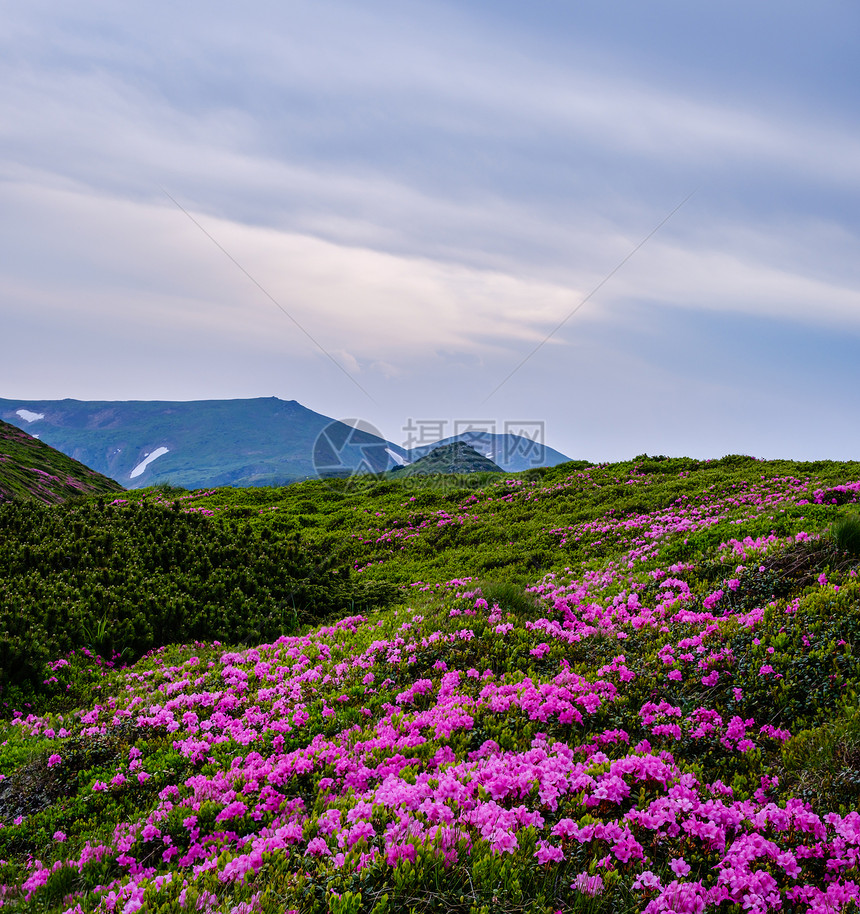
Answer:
[{"xmin": 2, "ymin": 455, "xmax": 860, "ymax": 913}]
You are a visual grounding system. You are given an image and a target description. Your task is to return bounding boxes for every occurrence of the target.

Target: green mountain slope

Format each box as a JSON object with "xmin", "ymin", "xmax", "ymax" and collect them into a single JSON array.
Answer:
[
  {"xmin": 0, "ymin": 398, "xmax": 393, "ymax": 490},
  {"xmin": 0, "ymin": 419, "xmax": 123, "ymax": 504},
  {"xmin": 390, "ymin": 441, "xmax": 503, "ymax": 476}
]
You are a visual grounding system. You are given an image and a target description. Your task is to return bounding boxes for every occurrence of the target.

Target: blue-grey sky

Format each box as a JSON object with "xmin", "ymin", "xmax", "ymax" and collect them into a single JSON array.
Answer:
[{"xmin": 2, "ymin": 0, "xmax": 859, "ymax": 461}]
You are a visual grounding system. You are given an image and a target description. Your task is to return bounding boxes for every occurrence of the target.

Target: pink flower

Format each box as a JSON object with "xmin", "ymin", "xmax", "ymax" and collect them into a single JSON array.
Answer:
[
  {"xmin": 777, "ymin": 851, "xmax": 801, "ymax": 878},
  {"xmin": 633, "ymin": 871, "xmax": 662, "ymax": 891},
  {"xmin": 552, "ymin": 819, "xmax": 579, "ymax": 838},
  {"xmin": 613, "ymin": 834, "xmax": 644, "ymax": 862},
  {"xmin": 491, "ymin": 831, "xmax": 518, "ymax": 854},
  {"xmin": 385, "ymin": 842, "xmax": 417, "ymax": 866},
  {"xmin": 535, "ymin": 840, "xmax": 565, "ymax": 864},
  {"xmin": 347, "ymin": 821, "xmax": 375, "ymax": 848},
  {"xmin": 573, "ymin": 873, "xmax": 604, "ymax": 896},
  {"xmin": 216, "ymin": 801, "xmax": 247, "ymax": 823},
  {"xmin": 670, "ymin": 857, "xmax": 691, "ymax": 877},
  {"xmin": 703, "ymin": 589, "xmax": 724, "ymax": 611},
  {"xmin": 47, "ymin": 754, "xmax": 62, "ymax": 768},
  {"xmin": 306, "ymin": 837, "xmax": 331, "ymax": 857}
]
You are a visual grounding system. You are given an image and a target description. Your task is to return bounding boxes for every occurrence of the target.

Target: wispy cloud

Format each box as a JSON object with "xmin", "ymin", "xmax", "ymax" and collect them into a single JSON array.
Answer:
[{"xmin": 0, "ymin": 181, "xmax": 582, "ymax": 355}]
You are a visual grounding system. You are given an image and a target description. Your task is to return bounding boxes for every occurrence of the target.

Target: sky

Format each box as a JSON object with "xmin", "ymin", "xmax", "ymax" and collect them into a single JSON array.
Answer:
[{"xmin": 2, "ymin": 0, "xmax": 859, "ymax": 462}]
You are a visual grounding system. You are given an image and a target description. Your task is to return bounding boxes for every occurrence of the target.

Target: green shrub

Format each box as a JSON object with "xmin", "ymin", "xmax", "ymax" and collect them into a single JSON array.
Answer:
[
  {"xmin": 833, "ymin": 512, "xmax": 860, "ymax": 558},
  {"xmin": 0, "ymin": 500, "xmax": 400, "ymax": 708}
]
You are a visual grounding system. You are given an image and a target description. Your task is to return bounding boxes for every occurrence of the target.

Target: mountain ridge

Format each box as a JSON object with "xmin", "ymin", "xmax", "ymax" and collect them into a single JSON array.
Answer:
[{"xmin": 0, "ymin": 397, "xmax": 570, "ymax": 489}]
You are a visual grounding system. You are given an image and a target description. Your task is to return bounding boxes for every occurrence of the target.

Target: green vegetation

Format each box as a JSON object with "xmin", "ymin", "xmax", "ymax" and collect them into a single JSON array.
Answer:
[
  {"xmin": 0, "ymin": 453, "xmax": 859, "ymax": 912},
  {"xmin": 131, "ymin": 454, "xmax": 860, "ymax": 588},
  {"xmin": 833, "ymin": 511, "xmax": 860, "ymax": 557},
  {"xmin": 0, "ymin": 497, "xmax": 398, "ymax": 708},
  {"xmin": 4, "ymin": 454, "xmax": 860, "ymax": 712}
]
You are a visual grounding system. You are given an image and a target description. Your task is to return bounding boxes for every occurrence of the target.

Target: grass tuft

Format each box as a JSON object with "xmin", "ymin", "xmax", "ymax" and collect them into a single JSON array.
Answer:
[{"xmin": 833, "ymin": 512, "xmax": 860, "ymax": 557}]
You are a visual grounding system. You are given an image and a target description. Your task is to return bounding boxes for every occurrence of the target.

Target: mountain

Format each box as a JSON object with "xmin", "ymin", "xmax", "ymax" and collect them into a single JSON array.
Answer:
[
  {"xmin": 0, "ymin": 398, "xmax": 391, "ymax": 490},
  {"xmin": 0, "ymin": 398, "xmax": 571, "ymax": 489},
  {"xmin": 405, "ymin": 429, "xmax": 569, "ymax": 472},
  {"xmin": 0, "ymin": 419, "xmax": 124, "ymax": 504},
  {"xmin": 390, "ymin": 441, "xmax": 503, "ymax": 476}
]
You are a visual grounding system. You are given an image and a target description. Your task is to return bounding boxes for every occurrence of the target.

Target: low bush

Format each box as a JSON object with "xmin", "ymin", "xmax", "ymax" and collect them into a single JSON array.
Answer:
[{"xmin": 0, "ymin": 500, "xmax": 400, "ymax": 707}]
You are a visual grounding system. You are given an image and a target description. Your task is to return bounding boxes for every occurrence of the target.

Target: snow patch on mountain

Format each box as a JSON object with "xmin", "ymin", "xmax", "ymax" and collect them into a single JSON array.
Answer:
[
  {"xmin": 16, "ymin": 409, "xmax": 44, "ymax": 423},
  {"xmin": 130, "ymin": 447, "xmax": 169, "ymax": 479},
  {"xmin": 385, "ymin": 448, "xmax": 408, "ymax": 466}
]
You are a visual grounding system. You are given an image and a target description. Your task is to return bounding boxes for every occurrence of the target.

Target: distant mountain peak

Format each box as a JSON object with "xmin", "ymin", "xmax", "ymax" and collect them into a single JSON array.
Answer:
[{"xmin": 391, "ymin": 441, "xmax": 503, "ymax": 476}]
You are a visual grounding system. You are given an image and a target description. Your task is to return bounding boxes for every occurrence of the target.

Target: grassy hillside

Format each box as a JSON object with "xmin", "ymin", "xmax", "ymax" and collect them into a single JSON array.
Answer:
[
  {"xmin": 0, "ymin": 419, "xmax": 123, "ymax": 504},
  {"xmin": 1, "ymin": 456, "xmax": 860, "ymax": 913},
  {"xmin": 0, "ymin": 494, "xmax": 397, "ymax": 706}
]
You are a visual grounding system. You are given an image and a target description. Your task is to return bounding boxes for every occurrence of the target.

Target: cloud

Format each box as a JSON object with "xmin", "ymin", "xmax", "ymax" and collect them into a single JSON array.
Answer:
[
  {"xmin": 0, "ymin": 180, "xmax": 584, "ymax": 359},
  {"xmin": 606, "ymin": 231, "xmax": 860, "ymax": 333},
  {"xmin": 3, "ymin": 0, "xmax": 859, "ymax": 275},
  {"xmin": 3, "ymin": 0, "xmax": 859, "ymax": 375},
  {"xmin": 3, "ymin": 175, "xmax": 859, "ymax": 398}
]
